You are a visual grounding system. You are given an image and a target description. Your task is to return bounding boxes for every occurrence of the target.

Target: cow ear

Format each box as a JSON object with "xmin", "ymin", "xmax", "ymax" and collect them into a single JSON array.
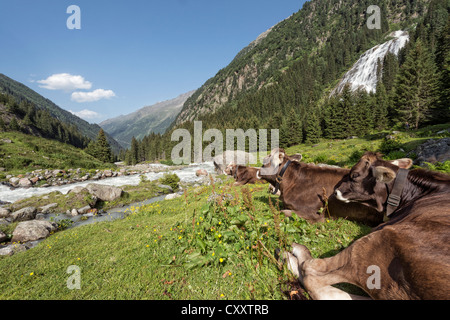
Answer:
[
  {"xmin": 290, "ymin": 154, "xmax": 303, "ymax": 162},
  {"xmin": 278, "ymin": 150, "xmax": 285, "ymax": 163},
  {"xmin": 389, "ymin": 158, "xmax": 413, "ymax": 169},
  {"xmin": 373, "ymin": 166, "xmax": 396, "ymax": 183}
]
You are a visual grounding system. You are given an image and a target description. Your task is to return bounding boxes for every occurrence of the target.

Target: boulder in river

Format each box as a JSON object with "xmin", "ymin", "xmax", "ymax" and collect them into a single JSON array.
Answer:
[
  {"xmin": 18, "ymin": 178, "xmax": 33, "ymax": 188},
  {"xmin": 196, "ymin": 169, "xmax": 208, "ymax": 177}
]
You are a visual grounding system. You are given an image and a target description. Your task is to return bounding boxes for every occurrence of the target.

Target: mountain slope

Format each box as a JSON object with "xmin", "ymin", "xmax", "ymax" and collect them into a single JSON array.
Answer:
[
  {"xmin": 0, "ymin": 74, "xmax": 123, "ymax": 154},
  {"xmin": 123, "ymin": 0, "xmax": 449, "ymax": 164},
  {"xmin": 175, "ymin": 0, "xmax": 430, "ymax": 125},
  {"xmin": 100, "ymin": 91, "xmax": 194, "ymax": 148}
]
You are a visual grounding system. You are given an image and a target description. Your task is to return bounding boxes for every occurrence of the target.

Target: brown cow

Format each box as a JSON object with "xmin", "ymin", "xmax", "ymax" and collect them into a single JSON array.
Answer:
[
  {"xmin": 224, "ymin": 164, "xmax": 263, "ymax": 186},
  {"xmin": 224, "ymin": 153, "xmax": 302, "ymax": 188},
  {"xmin": 283, "ymin": 152, "xmax": 450, "ymax": 300},
  {"xmin": 258, "ymin": 148, "xmax": 382, "ymax": 226}
]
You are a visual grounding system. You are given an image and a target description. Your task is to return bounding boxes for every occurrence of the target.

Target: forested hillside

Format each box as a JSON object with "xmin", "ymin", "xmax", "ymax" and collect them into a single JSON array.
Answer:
[
  {"xmin": 0, "ymin": 74, "xmax": 123, "ymax": 154},
  {"xmin": 122, "ymin": 0, "xmax": 449, "ymax": 164},
  {"xmin": 0, "ymin": 93, "xmax": 90, "ymax": 149}
]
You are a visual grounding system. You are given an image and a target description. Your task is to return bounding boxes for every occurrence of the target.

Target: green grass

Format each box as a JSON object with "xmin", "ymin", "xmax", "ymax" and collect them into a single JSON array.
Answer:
[
  {"xmin": 0, "ymin": 123, "xmax": 448, "ymax": 300},
  {"xmin": 0, "ymin": 131, "xmax": 113, "ymax": 175},
  {"xmin": 0, "ymin": 179, "xmax": 370, "ymax": 300},
  {"xmin": 285, "ymin": 123, "xmax": 450, "ymax": 170}
]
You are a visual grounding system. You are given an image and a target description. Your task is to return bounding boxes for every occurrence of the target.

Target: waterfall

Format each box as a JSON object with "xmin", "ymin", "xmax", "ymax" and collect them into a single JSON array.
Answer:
[{"xmin": 331, "ymin": 31, "xmax": 409, "ymax": 96}]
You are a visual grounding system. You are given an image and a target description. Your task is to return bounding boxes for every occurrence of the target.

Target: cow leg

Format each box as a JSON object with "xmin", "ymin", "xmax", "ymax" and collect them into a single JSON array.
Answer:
[{"xmin": 284, "ymin": 243, "xmax": 371, "ymax": 300}]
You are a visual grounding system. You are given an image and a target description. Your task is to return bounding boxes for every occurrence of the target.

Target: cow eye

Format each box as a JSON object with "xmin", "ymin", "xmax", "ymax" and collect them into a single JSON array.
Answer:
[{"xmin": 351, "ymin": 172, "xmax": 360, "ymax": 180}]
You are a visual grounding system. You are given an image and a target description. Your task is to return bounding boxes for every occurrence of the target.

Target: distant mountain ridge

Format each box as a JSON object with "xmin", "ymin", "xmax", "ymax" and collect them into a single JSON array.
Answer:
[
  {"xmin": 0, "ymin": 73, "xmax": 123, "ymax": 154},
  {"xmin": 100, "ymin": 90, "xmax": 194, "ymax": 149}
]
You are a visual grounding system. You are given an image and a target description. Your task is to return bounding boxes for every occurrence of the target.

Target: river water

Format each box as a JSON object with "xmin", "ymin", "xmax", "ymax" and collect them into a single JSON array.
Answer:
[
  {"xmin": 0, "ymin": 162, "xmax": 217, "ymax": 252},
  {"xmin": 0, "ymin": 162, "xmax": 216, "ymax": 204}
]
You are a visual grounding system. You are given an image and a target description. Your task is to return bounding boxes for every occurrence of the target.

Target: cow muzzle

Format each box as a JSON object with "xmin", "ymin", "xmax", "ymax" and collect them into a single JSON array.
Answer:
[{"xmin": 335, "ymin": 190, "xmax": 351, "ymax": 203}]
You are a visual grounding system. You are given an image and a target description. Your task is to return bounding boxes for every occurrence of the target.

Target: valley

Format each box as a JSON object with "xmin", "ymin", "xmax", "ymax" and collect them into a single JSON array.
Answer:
[{"xmin": 0, "ymin": 0, "xmax": 449, "ymax": 303}]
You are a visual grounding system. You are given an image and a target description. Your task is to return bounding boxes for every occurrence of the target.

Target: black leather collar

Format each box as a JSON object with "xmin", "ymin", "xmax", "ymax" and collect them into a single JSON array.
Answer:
[
  {"xmin": 271, "ymin": 160, "xmax": 292, "ymax": 195},
  {"xmin": 385, "ymin": 168, "xmax": 409, "ymax": 219},
  {"xmin": 233, "ymin": 166, "xmax": 239, "ymax": 179}
]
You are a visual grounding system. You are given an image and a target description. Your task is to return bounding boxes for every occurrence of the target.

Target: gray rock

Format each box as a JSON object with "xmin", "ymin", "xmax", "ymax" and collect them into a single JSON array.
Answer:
[
  {"xmin": 0, "ymin": 230, "xmax": 7, "ymax": 242},
  {"xmin": 411, "ymin": 138, "xmax": 450, "ymax": 166},
  {"xmin": 86, "ymin": 183, "xmax": 123, "ymax": 201},
  {"xmin": 39, "ymin": 203, "xmax": 58, "ymax": 214},
  {"xmin": 0, "ymin": 218, "xmax": 11, "ymax": 226},
  {"xmin": 0, "ymin": 208, "xmax": 10, "ymax": 218},
  {"xmin": 196, "ymin": 169, "xmax": 208, "ymax": 177},
  {"xmin": 11, "ymin": 220, "xmax": 58, "ymax": 243},
  {"xmin": 104, "ymin": 170, "xmax": 113, "ymax": 177},
  {"xmin": 0, "ymin": 243, "xmax": 27, "ymax": 256},
  {"xmin": 69, "ymin": 186, "xmax": 88, "ymax": 194},
  {"xmin": 9, "ymin": 177, "xmax": 20, "ymax": 185},
  {"xmin": 35, "ymin": 213, "xmax": 45, "ymax": 220},
  {"xmin": 70, "ymin": 209, "xmax": 79, "ymax": 217},
  {"xmin": 53, "ymin": 169, "xmax": 63, "ymax": 176},
  {"xmin": 165, "ymin": 193, "xmax": 182, "ymax": 200},
  {"xmin": 77, "ymin": 206, "xmax": 92, "ymax": 215},
  {"xmin": 11, "ymin": 207, "xmax": 37, "ymax": 222}
]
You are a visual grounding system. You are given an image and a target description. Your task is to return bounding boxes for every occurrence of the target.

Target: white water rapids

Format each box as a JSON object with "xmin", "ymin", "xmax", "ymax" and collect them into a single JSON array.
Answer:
[
  {"xmin": 0, "ymin": 162, "xmax": 216, "ymax": 204},
  {"xmin": 332, "ymin": 30, "xmax": 410, "ymax": 95}
]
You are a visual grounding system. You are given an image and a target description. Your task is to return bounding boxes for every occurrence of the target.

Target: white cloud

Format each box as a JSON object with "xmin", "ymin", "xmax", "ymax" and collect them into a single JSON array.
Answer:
[
  {"xmin": 37, "ymin": 73, "xmax": 92, "ymax": 91},
  {"xmin": 71, "ymin": 89, "xmax": 116, "ymax": 103},
  {"xmin": 69, "ymin": 109, "xmax": 102, "ymax": 120}
]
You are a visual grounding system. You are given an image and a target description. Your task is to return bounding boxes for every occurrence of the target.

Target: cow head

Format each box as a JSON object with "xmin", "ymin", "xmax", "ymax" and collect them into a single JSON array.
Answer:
[
  {"xmin": 224, "ymin": 162, "xmax": 236, "ymax": 175},
  {"xmin": 258, "ymin": 148, "xmax": 302, "ymax": 183},
  {"xmin": 335, "ymin": 152, "xmax": 412, "ymax": 212}
]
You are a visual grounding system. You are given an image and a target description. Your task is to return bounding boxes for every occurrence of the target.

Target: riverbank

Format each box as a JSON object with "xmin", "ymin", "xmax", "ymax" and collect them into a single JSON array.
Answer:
[{"xmin": 0, "ymin": 163, "xmax": 217, "ymax": 256}]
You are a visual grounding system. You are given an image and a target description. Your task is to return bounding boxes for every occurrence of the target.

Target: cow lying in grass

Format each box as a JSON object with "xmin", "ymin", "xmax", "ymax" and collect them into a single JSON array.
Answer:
[
  {"xmin": 258, "ymin": 148, "xmax": 383, "ymax": 226},
  {"xmin": 225, "ymin": 154, "xmax": 301, "ymax": 189},
  {"xmin": 283, "ymin": 152, "xmax": 450, "ymax": 300},
  {"xmin": 224, "ymin": 164, "xmax": 262, "ymax": 186}
]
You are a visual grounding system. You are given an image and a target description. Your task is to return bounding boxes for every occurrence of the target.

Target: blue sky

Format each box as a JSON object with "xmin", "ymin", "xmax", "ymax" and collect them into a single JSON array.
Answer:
[{"xmin": 0, "ymin": 0, "xmax": 306, "ymax": 123}]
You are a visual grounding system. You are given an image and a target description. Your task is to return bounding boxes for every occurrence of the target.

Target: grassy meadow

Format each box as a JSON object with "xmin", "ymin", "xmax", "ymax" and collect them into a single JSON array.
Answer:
[
  {"xmin": 0, "ymin": 123, "xmax": 449, "ymax": 300},
  {"xmin": 0, "ymin": 178, "xmax": 370, "ymax": 300}
]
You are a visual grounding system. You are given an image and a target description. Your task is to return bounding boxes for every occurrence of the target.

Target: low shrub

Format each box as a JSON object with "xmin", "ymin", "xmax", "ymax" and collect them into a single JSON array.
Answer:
[{"xmin": 160, "ymin": 173, "xmax": 181, "ymax": 190}]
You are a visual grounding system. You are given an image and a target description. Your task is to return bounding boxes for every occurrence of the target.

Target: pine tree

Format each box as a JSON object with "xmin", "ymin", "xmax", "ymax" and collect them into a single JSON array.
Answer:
[
  {"xmin": 85, "ymin": 141, "xmax": 98, "ymax": 159},
  {"xmin": 324, "ymin": 97, "xmax": 345, "ymax": 139},
  {"xmin": 435, "ymin": 17, "xmax": 450, "ymax": 123},
  {"xmin": 96, "ymin": 129, "xmax": 113, "ymax": 163},
  {"xmin": 382, "ymin": 52, "xmax": 399, "ymax": 93},
  {"xmin": 129, "ymin": 136, "xmax": 139, "ymax": 165},
  {"xmin": 373, "ymin": 82, "xmax": 389, "ymax": 130},
  {"xmin": 8, "ymin": 117, "xmax": 20, "ymax": 131},
  {"xmin": 305, "ymin": 111, "xmax": 322, "ymax": 144},
  {"xmin": 392, "ymin": 40, "xmax": 440, "ymax": 129},
  {"xmin": 284, "ymin": 108, "xmax": 303, "ymax": 146},
  {"xmin": 0, "ymin": 117, "xmax": 5, "ymax": 131}
]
